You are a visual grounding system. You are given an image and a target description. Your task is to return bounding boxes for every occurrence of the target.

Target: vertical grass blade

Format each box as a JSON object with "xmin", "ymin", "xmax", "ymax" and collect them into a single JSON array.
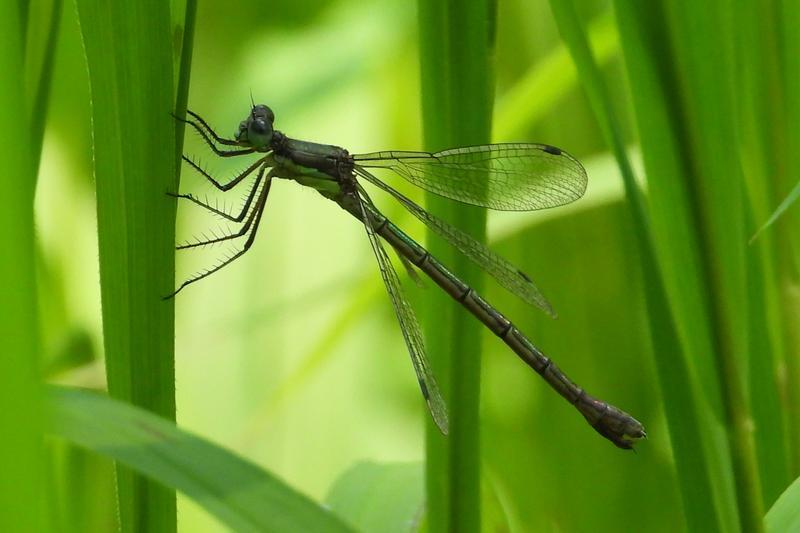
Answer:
[
  {"xmin": 25, "ymin": 0, "xmax": 63, "ymax": 179},
  {"xmin": 417, "ymin": 1, "xmax": 495, "ymax": 532},
  {"xmin": 778, "ymin": 0, "xmax": 800, "ymax": 479},
  {"xmin": 734, "ymin": 0, "xmax": 793, "ymax": 491},
  {"xmin": 547, "ymin": 2, "xmax": 723, "ymax": 531},
  {"xmin": 745, "ymin": 217, "xmax": 790, "ymax": 507},
  {"xmin": 75, "ymin": 1, "xmax": 179, "ymax": 531},
  {"xmin": 0, "ymin": 5, "xmax": 46, "ymax": 532},
  {"xmin": 665, "ymin": 2, "xmax": 764, "ymax": 530},
  {"xmin": 608, "ymin": 0, "xmax": 769, "ymax": 530},
  {"xmin": 171, "ymin": 0, "xmax": 196, "ymax": 160}
]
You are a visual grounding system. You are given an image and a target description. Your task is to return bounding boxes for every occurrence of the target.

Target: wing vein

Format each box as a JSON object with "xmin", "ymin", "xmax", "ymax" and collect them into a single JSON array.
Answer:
[
  {"xmin": 355, "ymin": 143, "xmax": 587, "ymax": 211},
  {"xmin": 353, "ymin": 189, "xmax": 449, "ymax": 434}
]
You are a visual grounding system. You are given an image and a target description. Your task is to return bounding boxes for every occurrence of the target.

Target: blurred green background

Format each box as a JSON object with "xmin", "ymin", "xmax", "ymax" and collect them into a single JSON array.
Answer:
[{"xmin": 17, "ymin": 0, "xmax": 797, "ymax": 531}]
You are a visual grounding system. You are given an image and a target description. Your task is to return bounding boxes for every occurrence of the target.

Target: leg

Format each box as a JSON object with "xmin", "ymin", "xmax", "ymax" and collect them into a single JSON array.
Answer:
[
  {"xmin": 182, "ymin": 154, "xmax": 267, "ymax": 191},
  {"xmin": 186, "ymin": 109, "xmax": 238, "ymax": 145},
  {"xmin": 170, "ymin": 165, "xmax": 265, "ymax": 222},
  {"xmin": 173, "ymin": 111, "xmax": 254, "ymax": 157},
  {"xmin": 165, "ymin": 173, "xmax": 273, "ymax": 298},
  {"xmin": 176, "ymin": 166, "xmax": 268, "ymax": 248}
]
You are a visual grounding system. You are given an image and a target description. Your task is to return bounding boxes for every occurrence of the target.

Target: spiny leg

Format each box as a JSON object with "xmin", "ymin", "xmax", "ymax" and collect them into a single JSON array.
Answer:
[
  {"xmin": 176, "ymin": 166, "xmax": 268, "ymax": 249},
  {"xmin": 166, "ymin": 173, "xmax": 273, "ymax": 298},
  {"xmin": 172, "ymin": 111, "xmax": 254, "ymax": 157},
  {"xmin": 175, "ymin": 208, "xmax": 253, "ymax": 250},
  {"xmin": 171, "ymin": 167, "xmax": 265, "ymax": 223},
  {"xmin": 181, "ymin": 153, "xmax": 268, "ymax": 192},
  {"xmin": 186, "ymin": 109, "xmax": 238, "ymax": 145}
]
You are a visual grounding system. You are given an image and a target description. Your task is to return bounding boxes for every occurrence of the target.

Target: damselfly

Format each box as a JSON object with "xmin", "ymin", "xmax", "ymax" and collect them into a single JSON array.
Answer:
[{"xmin": 169, "ymin": 104, "xmax": 645, "ymax": 449}]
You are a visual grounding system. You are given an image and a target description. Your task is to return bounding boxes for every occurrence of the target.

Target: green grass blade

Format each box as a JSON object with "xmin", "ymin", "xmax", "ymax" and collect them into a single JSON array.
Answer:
[
  {"xmin": 612, "ymin": 0, "xmax": 748, "ymax": 530},
  {"xmin": 18, "ymin": 1, "xmax": 28, "ymax": 40},
  {"xmin": 417, "ymin": 1, "xmax": 495, "ymax": 532},
  {"xmin": 608, "ymin": 0, "xmax": 769, "ymax": 530},
  {"xmin": 745, "ymin": 216, "xmax": 791, "ymax": 507},
  {"xmin": 664, "ymin": 1, "xmax": 764, "ymax": 530},
  {"xmin": 25, "ymin": 0, "xmax": 62, "ymax": 179},
  {"xmin": 734, "ymin": 0, "xmax": 793, "ymax": 489},
  {"xmin": 766, "ymin": 474, "xmax": 800, "ymax": 533},
  {"xmin": 547, "ymin": 2, "xmax": 724, "ymax": 531},
  {"xmin": 733, "ymin": 0, "xmax": 792, "ymax": 501},
  {"xmin": 47, "ymin": 386, "xmax": 354, "ymax": 533},
  {"xmin": 171, "ymin": 0, "xmax": 196, "ymax": 162},
  {"xmin": 778, "ymin": 0, "xmax": 800, "ymax": 477},
  {"xmin": 74, "ymin": 1, "xmax": 179, "ymax": 531},
  {"xmin": 0, "ymin": 5, "xmax": 46, "ymax": 532},
  {"xmin": 751, "ymin": 182, "xmax": 800, "ymax": 244},
  {"xmin": 326, "ymin": 462, "xmax": 424, "ymax": 533},
  {"xmin": 610, "ymin": 0, "xmax": 724, "ymax": 425}
]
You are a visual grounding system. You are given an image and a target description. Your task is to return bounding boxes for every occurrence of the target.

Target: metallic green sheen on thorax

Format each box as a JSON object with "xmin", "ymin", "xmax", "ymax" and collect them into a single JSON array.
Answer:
[{"xmin": 273, "ymin": 137, "xmax": 349, "ymax": 197}]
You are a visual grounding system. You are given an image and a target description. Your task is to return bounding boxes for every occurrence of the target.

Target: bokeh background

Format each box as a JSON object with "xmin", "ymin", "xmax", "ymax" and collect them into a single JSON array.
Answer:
[{"xmin": 39, "ymin": 0, "xmax": 691, "ymax": 531}]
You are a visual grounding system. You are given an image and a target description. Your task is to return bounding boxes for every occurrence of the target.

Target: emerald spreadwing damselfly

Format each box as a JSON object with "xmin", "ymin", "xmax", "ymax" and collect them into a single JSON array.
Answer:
[{"xmin": 168, "ymin": 104, "xmax": 645, "ymax": 449}]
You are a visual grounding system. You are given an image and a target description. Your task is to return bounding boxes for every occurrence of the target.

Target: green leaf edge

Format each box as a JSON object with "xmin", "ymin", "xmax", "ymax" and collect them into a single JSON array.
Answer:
[{"xmin": 46, "ymin": 386, "xmax": 354, "ymax": 533}]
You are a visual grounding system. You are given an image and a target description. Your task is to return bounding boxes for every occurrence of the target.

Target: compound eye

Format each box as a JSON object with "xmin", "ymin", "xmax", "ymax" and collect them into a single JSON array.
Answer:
[
  {"xmin": 251, "ymin": 118, "xmax": 268, "ymax": 134},
  {"xmin": 247, "ymin": 117, "xmax": 273, "ymax": 148}
]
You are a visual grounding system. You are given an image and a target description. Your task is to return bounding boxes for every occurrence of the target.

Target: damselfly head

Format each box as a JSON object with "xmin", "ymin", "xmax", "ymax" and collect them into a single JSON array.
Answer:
[{"xmin": 235, "ymin": 104, "xmax": 275, "ymax": 150}]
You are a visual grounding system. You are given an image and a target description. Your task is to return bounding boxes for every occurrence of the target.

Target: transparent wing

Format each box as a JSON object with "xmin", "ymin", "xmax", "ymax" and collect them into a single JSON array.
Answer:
[
  {"xmin": 354, "ymin": 143, "xmax": 587, "ymax": 211},
  {"xmin": 355, "ymin": 189, "xmax": 449, "ymax": 434},
  {"xmin": 355, "ymin": 167, "xmax": 555, "ymax": 317}
]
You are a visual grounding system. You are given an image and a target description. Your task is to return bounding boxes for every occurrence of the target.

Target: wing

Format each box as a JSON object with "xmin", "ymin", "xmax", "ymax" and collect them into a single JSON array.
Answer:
[
  {"xmin": 355, "ymin": 167, "xmax": 555, "ymax": 317},
  {"xmin": 355, "ymin": 189, "xmax": 449, "ymax": 434},
  {"xmin": 353, "ymin": 143, "xmax": 587, "ymax": 212}
]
